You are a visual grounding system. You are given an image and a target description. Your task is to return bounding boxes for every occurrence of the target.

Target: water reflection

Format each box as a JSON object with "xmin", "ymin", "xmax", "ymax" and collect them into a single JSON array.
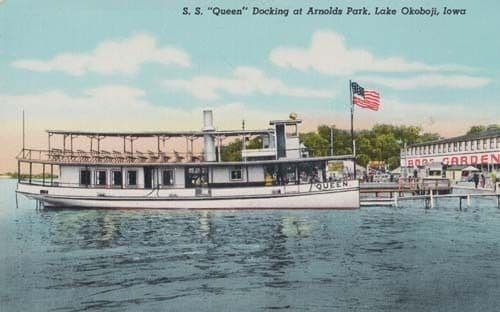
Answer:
[{"xmin": 27, "ymin": 210, "xmax": 320, "ymax": 311}]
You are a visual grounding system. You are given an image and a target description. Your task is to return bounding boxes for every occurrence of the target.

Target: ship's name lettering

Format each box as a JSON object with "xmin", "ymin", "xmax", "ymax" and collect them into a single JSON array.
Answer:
[
  {"xmin": 315, "ymin": 181, "xmax": 349, "ymax": 191},
  {"xmin": 406, "ymin": 153, "xmax": 500, "ymax": 167}
]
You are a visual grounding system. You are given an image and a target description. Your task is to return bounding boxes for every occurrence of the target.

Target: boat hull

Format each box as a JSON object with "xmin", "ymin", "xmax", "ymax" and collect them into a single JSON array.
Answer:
[{"xmin": 17, "ymin": 182, "xmax": 360, "ymax": 209}]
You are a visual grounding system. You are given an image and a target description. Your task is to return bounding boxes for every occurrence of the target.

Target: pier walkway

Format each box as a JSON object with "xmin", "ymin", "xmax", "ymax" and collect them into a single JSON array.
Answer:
[{"xmin": 360, "ymin": 181, "xmax": 500, "ymax": 208}]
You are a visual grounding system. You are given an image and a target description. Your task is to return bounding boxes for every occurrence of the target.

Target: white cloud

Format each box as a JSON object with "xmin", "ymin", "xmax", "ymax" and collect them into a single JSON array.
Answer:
[
  {"xmin": 0, "ymin": 86, "xmax": 290, "ymax": 172},
  {"xmin": 12, "ymin": 34, "xmax": 190, "ymax": 76},
  {"xmin": 358, "ymin": 74, "xmax": 491, "ymax": 90},
  {"xmin": 163, "ymin": 66, "xmax": 335, "ymax": 100},
  {"xmin": 354, "ymin": 97, "xmax": 496, "ymax": 136},
  {"xmin": 0, "ymin": 85, "xmax": 287, "ymax": 132},
  {"xmin": 270, "ymin": 30, "xmax": 475, "ymax": 76}
]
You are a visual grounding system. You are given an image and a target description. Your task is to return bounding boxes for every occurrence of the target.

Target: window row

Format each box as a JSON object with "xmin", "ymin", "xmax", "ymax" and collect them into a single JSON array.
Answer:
[
  {"xmin": 79, "ymin": 169, "xmax": 174, "ymax": 187},
  {"xmin": 405, "ymin": 137, "xmax": 499, "ymax": 156}
]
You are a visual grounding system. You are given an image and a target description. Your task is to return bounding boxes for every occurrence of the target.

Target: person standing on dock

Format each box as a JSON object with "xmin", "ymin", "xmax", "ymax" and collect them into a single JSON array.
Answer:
[
  {"xmin": 473, "ymin": 173, "xmax": 480, "ymax": 188},
  {"xmin": 480, "ymin": 173, "xmax": 486, "ymax": 188}
]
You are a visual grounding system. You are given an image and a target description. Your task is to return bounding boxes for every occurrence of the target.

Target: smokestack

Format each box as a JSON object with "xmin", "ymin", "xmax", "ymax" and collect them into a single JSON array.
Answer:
[{"xmin": 202, "ymin": 110, "xmax": 216, "ymax": 161}]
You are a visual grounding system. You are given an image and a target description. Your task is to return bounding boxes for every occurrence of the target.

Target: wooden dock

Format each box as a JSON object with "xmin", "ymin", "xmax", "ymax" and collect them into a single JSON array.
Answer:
[
  {"xmin": 360, "ymin": 191, "xmax": 500, "ymax": 208},
  {"xmin": 360, "ymin": 178, "xmax": 452, "ymax": 197}
]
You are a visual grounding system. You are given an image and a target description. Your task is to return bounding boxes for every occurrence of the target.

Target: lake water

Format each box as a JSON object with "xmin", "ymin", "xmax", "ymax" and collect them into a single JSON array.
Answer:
[{"xmin": 1, "ymin": 179, "xmax": 500, "ymax": 311}]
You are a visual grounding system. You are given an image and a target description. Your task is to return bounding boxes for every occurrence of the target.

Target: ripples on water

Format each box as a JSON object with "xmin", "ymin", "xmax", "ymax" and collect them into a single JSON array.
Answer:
[{"xmin": 1, "ymin": 180, "xmax": 500, "ymax": 311}]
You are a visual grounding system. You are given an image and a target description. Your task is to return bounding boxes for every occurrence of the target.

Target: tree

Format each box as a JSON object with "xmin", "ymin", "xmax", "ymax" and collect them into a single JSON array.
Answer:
[
  {"xmin": 220, "ymin": 123, "xmax": 449, "ymax": 170},
  {"xmin": 299, "ymin": 132, "xmax": 329, "ymax": 156},
  {"xmin": 221, "ymin": 139, "xmax": 243, "ymax": 161},
  {"xmin": 466, "ymin": 125, "xmax": 486, "ymax": 136},
  {"xmin": 466, "ymin": 124, "xmax": 500, "ymax": 135}
]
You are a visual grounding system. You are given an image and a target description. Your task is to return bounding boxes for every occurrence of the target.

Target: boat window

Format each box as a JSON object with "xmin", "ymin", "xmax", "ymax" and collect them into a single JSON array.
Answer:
[
  {"xmin": 286, "ymin": 124, "xmax": 298, "ymax": 137},
  {"xmin": 230, "ymin": 167, "xmax": 243, "ymax": 181},
  {"xmin": 162, "ymin": 169, "xmax": 174, "ymax": 186},
  {"xmin": 127, "ymin": 170, "xmax": 137, "ymax": 186},
  {"xmin": 80, "ymin": 169, "xmax": 91, "ymax": 186},
  {"xmin": 96, "ymin": 170, "xmax": 107, "ymax": 186},
  {"xmin": 112, "ymin": 171, "xmax": 122, "ymax": 187},
  {"xmin": 185, "ymin": 167, "xmax": 208, "ymax": 188}
]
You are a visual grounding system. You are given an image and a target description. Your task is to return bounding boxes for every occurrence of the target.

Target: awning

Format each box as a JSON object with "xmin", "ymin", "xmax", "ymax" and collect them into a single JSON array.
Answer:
[{"xmin": 462, "ymin": 166, "xmax": 480, "ymax": 172}]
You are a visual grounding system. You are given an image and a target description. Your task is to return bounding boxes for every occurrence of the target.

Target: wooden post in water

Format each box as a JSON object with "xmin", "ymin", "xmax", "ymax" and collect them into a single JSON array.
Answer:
[{"xmin": 467, "ymin": 194, "xmax": 471, "ymax": 208}]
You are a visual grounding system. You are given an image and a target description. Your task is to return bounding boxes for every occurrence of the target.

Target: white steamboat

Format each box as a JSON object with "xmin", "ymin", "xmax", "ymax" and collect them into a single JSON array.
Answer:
[{"xmin": 16, "ymin": 110, "xmax": 359, "ymax": 209}]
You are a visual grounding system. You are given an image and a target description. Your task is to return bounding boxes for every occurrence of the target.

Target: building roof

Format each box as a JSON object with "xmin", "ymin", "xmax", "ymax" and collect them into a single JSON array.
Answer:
[
  {"xmin": 446, "ymin": 165, "xmax": 468, "ymax": 170},
  {"xmin": 46, "ymin": 129, "xmax": 274, "ymax": 138},
  {"xmin": 408, "ymin": 128, "xmax": 500, "ymax": 148},
  {"xmin": 269, "ymin": 119, "xmax": 302, "ymax": 125}
]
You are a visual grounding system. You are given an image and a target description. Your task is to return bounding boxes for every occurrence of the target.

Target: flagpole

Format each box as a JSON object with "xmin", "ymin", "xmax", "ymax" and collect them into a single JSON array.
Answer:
[{"xmin": 349, "ymin": 80, "xmax": 356, "ymax": 179}]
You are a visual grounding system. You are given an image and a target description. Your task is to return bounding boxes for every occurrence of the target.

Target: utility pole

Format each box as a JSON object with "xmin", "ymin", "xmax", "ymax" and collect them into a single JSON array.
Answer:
[
  {"xmin": 330, "ymin": 125, "xmax": 334, "ymax": 156},
  {"xmin": 22, "ymin": 110, "xmax": 25, "ymax": 158}
]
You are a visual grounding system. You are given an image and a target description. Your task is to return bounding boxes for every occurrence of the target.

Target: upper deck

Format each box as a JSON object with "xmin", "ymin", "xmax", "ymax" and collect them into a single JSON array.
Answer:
[
  {"xmin": 16, "ymin": 148, "xmax": 350, "ymax": 166},
  {"xmin": 16, "ymin": 110, "xmax": 353, "ymax": 166}
]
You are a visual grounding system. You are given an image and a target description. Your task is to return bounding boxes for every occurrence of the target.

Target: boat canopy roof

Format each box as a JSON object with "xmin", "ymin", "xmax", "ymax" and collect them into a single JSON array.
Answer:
[{"xmin": 46, "ymin": 129, "xmax": 274, "ymax": 138}]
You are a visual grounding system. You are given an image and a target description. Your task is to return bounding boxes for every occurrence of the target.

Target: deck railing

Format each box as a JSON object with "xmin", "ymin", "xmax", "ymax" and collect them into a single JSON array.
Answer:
[
  {"xmin": 16, "ymin": 148, "xmax": 206, "ymax": 164},
  {"xmin": 397, "ymin": 177, "xmax": 451, "ymax": 192}
]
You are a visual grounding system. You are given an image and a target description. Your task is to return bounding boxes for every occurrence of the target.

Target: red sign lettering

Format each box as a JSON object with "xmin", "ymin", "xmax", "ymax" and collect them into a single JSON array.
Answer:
[
  {"xmin": 460, "ymin": 156, "xmax": 468, "ymax": 165},
  {"xmin": 470, "ymin": 156, "xmax": 478, "ymax": 164}
]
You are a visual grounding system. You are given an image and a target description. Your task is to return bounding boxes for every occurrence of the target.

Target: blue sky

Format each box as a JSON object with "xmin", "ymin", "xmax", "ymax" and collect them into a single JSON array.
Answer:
[{"xmin": 1, "ymin": 0, "xmax": 499, "ymax": 170}]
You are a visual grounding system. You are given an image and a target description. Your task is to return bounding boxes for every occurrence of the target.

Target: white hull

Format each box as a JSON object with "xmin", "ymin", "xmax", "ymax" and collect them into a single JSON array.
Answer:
[{"xmin": 17, "ymin": 182, "xmax": 360, "ymax": 209}]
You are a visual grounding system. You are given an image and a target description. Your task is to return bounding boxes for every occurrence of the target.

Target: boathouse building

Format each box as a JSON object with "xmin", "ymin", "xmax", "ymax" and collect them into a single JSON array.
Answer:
[{"xmin": 401, "ymin": 128, "xmax": 500, "ymax": 172}]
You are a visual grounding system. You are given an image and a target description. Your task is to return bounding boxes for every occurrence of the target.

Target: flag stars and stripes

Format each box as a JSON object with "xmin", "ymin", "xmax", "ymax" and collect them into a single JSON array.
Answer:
[{"xmin": 351, "ymin": 82, "xmax": 380, "ymax": 111}]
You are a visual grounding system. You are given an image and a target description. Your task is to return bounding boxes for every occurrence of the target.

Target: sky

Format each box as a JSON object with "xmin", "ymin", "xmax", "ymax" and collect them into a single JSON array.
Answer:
[{"xmin": 1, "ymin": 0, "xmax": 499, "ymax": 172}]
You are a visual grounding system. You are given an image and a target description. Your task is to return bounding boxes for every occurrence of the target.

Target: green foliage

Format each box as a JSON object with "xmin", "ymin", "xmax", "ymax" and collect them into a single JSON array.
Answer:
[
  {"xmin": 466, "ymin": 125, "xmax": 486, "ymax": 135},
  {"xmin": 219, "ymin": 123, "xmax": 446, "ymax": 170},
  {"xmin": 299, "ymin": 132, "xmax": 329, "ymax": 156},
  {"xmin": 466, "ymin": 124, "xmax": 500, "ymax": 135},
  {"xmin": 301, "ymin": 123, "xmax": 441, "ymax": 169},
  {"xmin": 221, "ymin": 139, "xmax": 243, "ymax": 161},
  {"xmin": 220, "ymin": 136, "xmax": 264, "ymax": 161}
]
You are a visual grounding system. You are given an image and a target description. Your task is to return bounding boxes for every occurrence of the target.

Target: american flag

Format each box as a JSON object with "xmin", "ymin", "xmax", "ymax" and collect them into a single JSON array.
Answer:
[{"xmin": 351, "ymin": 82, "xmax": 380, "ymax": 111}]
